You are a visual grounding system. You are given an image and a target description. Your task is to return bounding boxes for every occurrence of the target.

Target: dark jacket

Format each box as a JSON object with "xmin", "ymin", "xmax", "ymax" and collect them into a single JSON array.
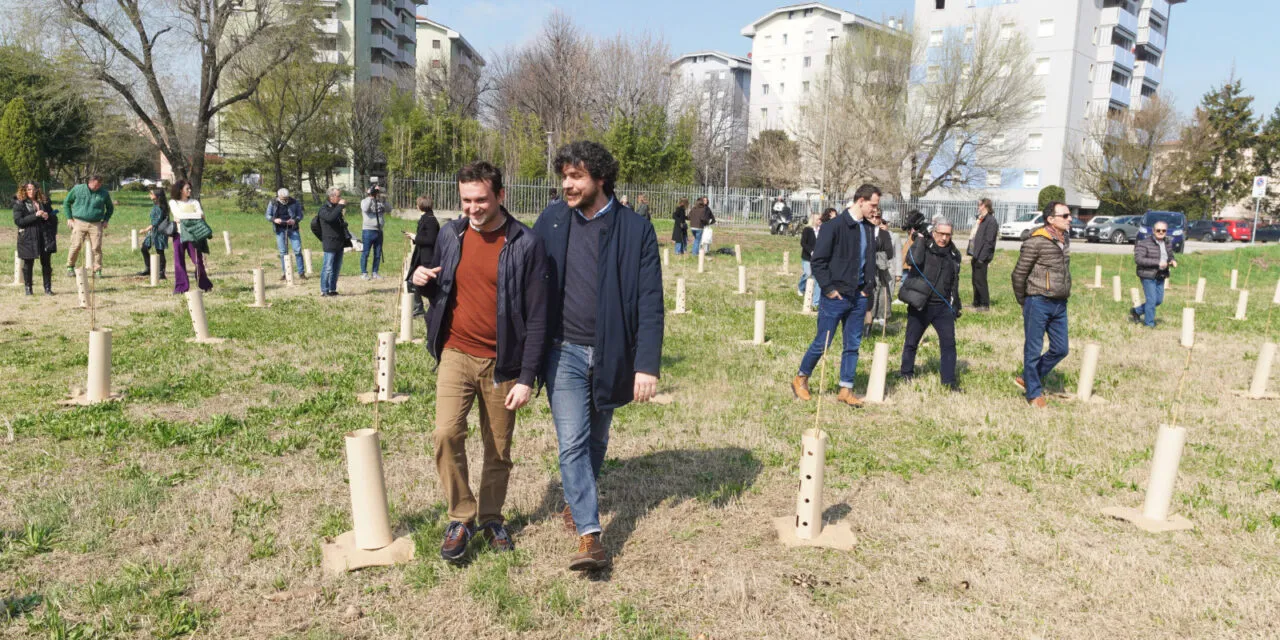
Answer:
[
  {"xmin": 812, "ymin": 210, "xmax": 878, "ymax": 299},
  {"xmin": 1133, "ymin": 236, "xmax": 1174, "ymax": 280},
  {"xmin": 636, "ymin": 203, "xmax": 651, "ymax": 221},
  {"xmin": 146, "ymin": 204, "xmax": 170, "ymax": 251},
  {"xmin": 904, "ymin": 236, "xmax": 962, "ymax": 311},
  {"xmin": 671, "ymin": 206, "xmax": 688, "ymax": 244},
  {"xmin": 534, "ymin": 200, "xmax": 664, "ymax": 410},
  {"xmin": 266, "ymin": 197, "xmax": 303, "ymax": 233},
  {"xmin": 13, "ymin": 198, "xmax": 57, "ymax": 259},
  {"xmin": 968, "ymin": 213, "xmax": 998, "ymax": 264},
  {"xmin": 317, "ymin": 201, "xmax": 350, "ymax": 253},
  {"xmin": 800, "ymin": 226, "xmax": 817, "ymax": 261},
  {"xmin": 872, "ymin": 224, "xmax": 894, "ymax": 272},
  {"xmin": 688, "ymin": 204, "xmax": 715, "ymax": 229},
  {"xmin": 422, "ymin": 212, "xmax": 549, "ymax": 387},
  {"xmin": 1011, "ymin": 226, "xmax": 1071, "ymax": 305},
  {"xmin": 409, "ymin": 210, "xmax": 442, "ymax": 273}
]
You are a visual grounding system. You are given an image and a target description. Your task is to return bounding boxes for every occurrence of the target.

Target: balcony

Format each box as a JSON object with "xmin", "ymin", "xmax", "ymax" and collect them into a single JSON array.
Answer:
[
  {"xmin": 370, "ymin": 3, "xmax": 396, "ymax": 27},
  {"xmin": 370, "ymin": 33, "xmax": 397, "ymax": 53},
  {"xmin": 1100, "ymin": 6, "xmax": 1139, "ymax": 36},
  {"xmin": 316, "ymin": 50, "xmax": 345, "ymax": 64},
  {"xmin": 396, "ymin": 0, "xmax": 415, "ymax": 15},
  {"xmin": 1137, "ymin": 26, "xmax": 1166, "ymax": 52},
  {"xmin": 395, "ymin": 21, "xmax": 415, "ymax": 42},
  {"xmin": 1134, "ymin": 60, "xmax": 1162, "ymax": 85},
  {"xmin": 316, "ymin": 18, "xmax": 341, "ymax": 35},
  {"xmin": 1144, "ymin": 0, "xmax": 1170, "ymax": 19},
  {"xmin": 1110, "ymin": 82, "xmax": 1132, "ymax": 106},
  {"xmin": 370, "ymin": 61, "xmax": 391, "ymax": 80},
  {"xmin": 1098, "ymin": 44, "xmax": 1135, "ymax": 70}
]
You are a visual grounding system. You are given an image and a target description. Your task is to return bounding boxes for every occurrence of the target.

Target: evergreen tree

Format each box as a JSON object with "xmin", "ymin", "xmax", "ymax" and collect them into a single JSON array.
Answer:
[
  {"xmin": 1037, "ymin": 185, "xmax": 1066, "ymax": 210},
  {"xmin": 1185, "ymin": 77, "xmax": 1256, "ymax": 213},
  {"xmin": 0, "ymin": 97, "xmax": 47, "ymax": 182}
]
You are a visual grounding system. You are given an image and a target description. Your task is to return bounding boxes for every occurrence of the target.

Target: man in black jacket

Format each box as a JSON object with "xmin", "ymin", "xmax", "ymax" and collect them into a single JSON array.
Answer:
[
  {"xmin": 1130, "ymin": 220, "xmax": 1177, "ymax": 327},
  {"xmin": 792, "ymin": 184, "xmax": 880, "ymax": 408},
  {"xmin": 315, "ymin": 187, "xmax": 349, "ymax": 297},
  {"xmin": 968, "ymin": 198, "xmax": 998, "ymax": 309},
  {"xmin": 534, "ymin": 141, "xmax": 664, "ymax": 571},
  {"xmin": 405, "ymin": 194, "xmax": 441, "ymax": 317},
  {"xmin": 411, "ymin": 161, "xmax": 549, "ymax": 563},
  {"xmin": 899, "ymin": 220, "xmax": 963, "ymax": 389}
]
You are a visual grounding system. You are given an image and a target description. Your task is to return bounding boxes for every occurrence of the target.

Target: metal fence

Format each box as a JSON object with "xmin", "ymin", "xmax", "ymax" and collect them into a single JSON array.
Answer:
[{"xmin": 390, "ymin": 172, "xmax": 1037, "ymax": 233}]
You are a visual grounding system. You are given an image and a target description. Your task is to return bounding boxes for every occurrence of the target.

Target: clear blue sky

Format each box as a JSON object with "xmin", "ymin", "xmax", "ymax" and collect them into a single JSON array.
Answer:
[{"xmin": 422, "ymin": 0, "xmax": 1279, "ymax": 119}]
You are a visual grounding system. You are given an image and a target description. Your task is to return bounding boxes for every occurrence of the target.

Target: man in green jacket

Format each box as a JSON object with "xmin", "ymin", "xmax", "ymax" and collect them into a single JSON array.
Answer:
[{"xmin": 63, "ymin": 175, "xmax": 114, "ymax": 276}]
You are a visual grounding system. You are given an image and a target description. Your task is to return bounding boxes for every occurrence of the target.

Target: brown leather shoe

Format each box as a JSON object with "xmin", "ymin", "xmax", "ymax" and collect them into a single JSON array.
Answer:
[
  {"xmin": 1028, "ymin": 396, "xmax": 1048, "ymax": 408},
  {"xmin": 560, "ymin": 505, "xmax": 576, "ymax": 535},
  {"xmin": 569, "ymin": 533, "xmax": 610, "ymax": 571},
  {"xmin": 1014, "ymin": 376, "xmax": 1027, "ymax": 392},
  {"xmin": 836, "ymin": 388, "xmax": 864, "ymax": 407},
  {"xmin": 791, "ymin": 375, "xmax": 811, "ymax": 401}
]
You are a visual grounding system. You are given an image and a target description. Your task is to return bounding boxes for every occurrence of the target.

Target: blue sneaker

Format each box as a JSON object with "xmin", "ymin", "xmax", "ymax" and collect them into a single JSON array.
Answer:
[
  {"xmin": 479, "ymin": 521, "xmax": 515, "ymax": 553},
  {"xmin": 440, "ymin": 521, "xmax": 472, "ymax": 563}
]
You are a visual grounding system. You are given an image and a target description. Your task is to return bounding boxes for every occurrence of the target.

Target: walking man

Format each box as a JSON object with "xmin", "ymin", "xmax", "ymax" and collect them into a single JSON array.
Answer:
[
  {"xmin": 267, "ymin": 188, "xmax": 305, "ymax": 280},
  {"xmin": 63, "ymin": 175, "xmax": 113, "ymax": 277},
  {"xmin": 534, "ymin": 141, "xmax": 664, "ymax": 571},
  {"xmin": 411, "ymin": 161, "xmax": 549, "ymax": 563},
  {"xmin": 898, "ymin": 220, "xmax": 963, "ymax": 390},
  {"xmin": 1012, "ymin": 201, "xmax": 1073, "ymax": 408},
  {"xmin": 1130, "ymin": 221, "xmax": 1177, "ymax": 327},
  {"xmin": 968, "ymin": 198, "xmax": 997, "ymax": 309},
  {"xmin": 791, "ymin": 184, "xmax": 880, "ymax": 408}
]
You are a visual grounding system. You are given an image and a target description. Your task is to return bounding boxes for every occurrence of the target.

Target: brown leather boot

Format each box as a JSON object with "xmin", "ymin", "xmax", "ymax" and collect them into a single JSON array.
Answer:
[
  {"xmin": 791, "ymin": 375, "xmax": 811, "ymax": 401},
  {"xmin": 569, "ymin": 533, "xmax": 610, "ymax": 571},
  {"xmin": 836, "ymin": 387, "xmax": 864, "ymax": 407},
  {"xmin": 560, "ymin": 505, "xmax": 576, "ymax": 535},
  {"xmin": 1028, "ymin": 396, "xmax": 1048, "ymax": 408}
]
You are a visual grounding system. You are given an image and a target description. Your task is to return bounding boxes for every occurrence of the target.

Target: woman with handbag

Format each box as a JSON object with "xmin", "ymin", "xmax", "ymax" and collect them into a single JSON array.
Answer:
[
  {"xmin": 168, "ymin": 180, "xmax": 213, "ymax": 294},
  {"xmin": 12, "ymin": 182, "xmax": 58, "ymax": 296},
  {"xmin": 137, "ymin": 188, "xmax": 171, "ymax": 281},
  {"xmin": 897, "ymin": 219, "xmax": 963, "ymax": 391}
]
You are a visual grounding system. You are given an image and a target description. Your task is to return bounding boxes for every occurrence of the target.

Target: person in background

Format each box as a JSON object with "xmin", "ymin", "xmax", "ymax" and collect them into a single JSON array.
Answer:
[
  {"xmin": 548, "ymin": 188, "xmax": 561, "ymax": 207},
  {"xmin": 169, "ymin": 179, "xmax": 213, "ymax": 294},
  {"xmin": 360, "ymin": 185, "xmax": 386, "ymax": 279},
  {"xmin": 898, "ymin": 220, "xmax": 963, "ymax": 391},
  {"xmin": 405, "ymin": 194, "xmax": 441, "ymax": 317},
  {"xmin": 317, "ymin": 186, "xmax": 351, "ymax": 297},
  {"xmin": 635, "ymin": 193, "xmax": 651, "ymax": 222},
  {"xmin": 63, "ymin": 175, "xmax": 113, "ymax": 277},
  {"xmin": 1130, "ymin": 220, "xmax": 1177, "ymax": 327},
  {"xmin": 267, "ymin": 188, "xmax": 305, "ymax": 280},
  {"xmin": 619, "ymin": 194, "xmax": 629, "ymax": 209},
  {"xmin": 968, "ymin": 198, "xmax": 997, "ymax": 310},
  {"xmin": 671, "ymin": 197, "xmax": 689, "ymax": 255},
  {"xmin": 865, "ymin": 207, "xmax": 895, "ymax": 328},
  {"xmin": 12, "ymin": 182, "xmax": 57, "ymax": 296},
  {"xmin": 136, "ymin": 188, "xmax": 169, "ymax": 282},
  {"xmin": 797, "ymin": 210, "xmax": 830, "ymax": 308},
  {"xmin": 1011, "ymin": 201, "xmax": 1073, "ymax": 408},
  {"xmin": 688, "ymin": 196, "xmax": 716, "ymax": 255}
]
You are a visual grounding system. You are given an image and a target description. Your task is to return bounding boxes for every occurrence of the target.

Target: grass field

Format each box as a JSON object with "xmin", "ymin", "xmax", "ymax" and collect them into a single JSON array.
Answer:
[{"xmin": 2, "ymin": 192, "xmax": 1280, "ymax": 638}]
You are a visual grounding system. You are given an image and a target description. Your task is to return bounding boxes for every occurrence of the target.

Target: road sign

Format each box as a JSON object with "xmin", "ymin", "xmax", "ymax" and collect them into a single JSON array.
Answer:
[{"xmin": 1252, "ymin": 175, "xmax": 1268, "ymax": 199}]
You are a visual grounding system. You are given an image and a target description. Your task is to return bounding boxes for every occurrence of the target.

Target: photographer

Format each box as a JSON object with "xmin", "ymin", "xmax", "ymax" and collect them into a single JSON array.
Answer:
[
  {"xmin": 360, "ymin": 184, "xmax": 386, "ymax": 279},
  {"xmin": 897, "ymin": 220, "xmax": 963, "ymax": 391}
]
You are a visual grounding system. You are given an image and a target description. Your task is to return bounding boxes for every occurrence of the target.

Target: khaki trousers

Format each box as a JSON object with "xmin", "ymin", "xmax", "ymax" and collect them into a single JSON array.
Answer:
[
  {"xmin": 434, "ymin": 348, "xmax": 517, "ymax": 525},
  {"xmin": 66, "ymin": 219, "xmax": 104, "ymax": 271}
]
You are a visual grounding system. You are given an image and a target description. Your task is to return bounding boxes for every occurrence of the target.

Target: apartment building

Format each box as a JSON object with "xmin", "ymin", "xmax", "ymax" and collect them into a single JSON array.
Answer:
[
  {"xmin": 740, "ymin": 3, "xmax": 899, "ymax": 140},
  {"xmin": 414, "ymin": 15, "xmax": 485, "ymax": 112},
  {"xmin": 311, "ymin": 0, "xmax": 418, "ymax": 91},
  {"xmin": 915, "ymin": 0, "xmax": 1187, "ymax": 208},
  {"xmin": 668, "ymin": 51, "xmax": 752, "ymax": 152}
]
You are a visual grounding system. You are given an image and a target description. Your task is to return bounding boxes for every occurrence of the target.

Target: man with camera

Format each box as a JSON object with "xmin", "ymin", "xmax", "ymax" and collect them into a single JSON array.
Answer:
[
  {"xmin": 267, "ymin": 188, "xmax": 305, "ymax": 280},
  {"xmin": 897, "ymin": 220, "xmax": 963, "ymax": 391},
  {"xmin": 1011, "ymin": 201, "xmax": 1073, "ymax": 408}
]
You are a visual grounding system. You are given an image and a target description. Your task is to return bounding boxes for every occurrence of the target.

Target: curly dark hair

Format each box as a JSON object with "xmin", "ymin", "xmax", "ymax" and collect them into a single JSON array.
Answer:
[
  {"xmin": 169, "ymin": 179, "xmax": 191, "ymax": 202},
  {"xmin": 456, "ymin": 161, "xmax": 504, "ymax": 194},
  {"xmin": 553, "ymin": 140, "xmax": 619, "ymax": 195}
]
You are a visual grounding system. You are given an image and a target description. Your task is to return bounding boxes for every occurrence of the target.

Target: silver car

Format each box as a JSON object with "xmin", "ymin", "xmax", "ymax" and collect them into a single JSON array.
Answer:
[{"xmin": 1086, "ymin": 215, "xmax": 1140, "ymax": 244}]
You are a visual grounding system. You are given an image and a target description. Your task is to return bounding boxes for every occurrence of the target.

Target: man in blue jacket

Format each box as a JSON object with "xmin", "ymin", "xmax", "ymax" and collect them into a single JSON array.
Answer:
[
  {"xmin": 534, "ymin": 141, "xmax": 664, "ymax": 571},
  {"xmin": 791, "ymin": 183, "xmax": 880, "ymax": 408},
  {"xmin": 266, "ymin": 188, "xmax": 305, "ymax": 280}
]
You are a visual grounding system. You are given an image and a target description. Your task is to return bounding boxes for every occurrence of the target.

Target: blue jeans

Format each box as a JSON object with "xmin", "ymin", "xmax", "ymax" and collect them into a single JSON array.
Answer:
[
  {"xmin": 1022, "ymin": 296, "xmax": 1070, "ymax": 400},
  {"xmin": 361, "ymin": 229, "xmax": 383, "ymax": 275},
  {"xmin": 691, "ymin": 229, "xmax": 704, "ymax": 256},
  {"xmin": 546, "ymin": 342, "xmax": 614, "ymax": 536},
  {"xmin": 798, "ymin": 293, "xmax": 868, "ymax": 388},
  {"xmin": 275, "ymin": 229, "xmax": 304, "ymax": 275},
  {"xmin": 798, "ymin": 260, "xmax": 820, "ymax": 306},
  {"xmin": 320, "ymin": 251, "xmax": 343, "ymax": 294},
  {"xmin": 1135, "ymin": 277, "xmax": 1165, "ymax": 327},
  {"xmin": 674, "ymin": 241, "xmax": 686, "ymax": 255}
]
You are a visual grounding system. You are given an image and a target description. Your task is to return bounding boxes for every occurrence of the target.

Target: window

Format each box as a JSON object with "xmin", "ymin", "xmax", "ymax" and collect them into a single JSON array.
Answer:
[
  {"xmin": 927, "ymin": 65, "xmax": 941, "ymax": 83},
  {"xmin": 802, "ymin": 81, "xmax": 810, "ymax": 93},
  {"xmin": 992, "ymin": 134, "xmax": 1006, "ymax": 147},
  {"xmin": 936, "ymin": 0, "xmax": 945, "ymax": 8},
  {"xmin": 964, "ymin": 26, "xmax": 974, "ymax": 43},
  {"xmin": 987, "ymin": 171, "xmax": 1001, "ymax": 188},
  {"xmin": 824, "ymin": 54, "xmax": 831, "ymax": 66},
  {"xmin": 804, "ymin": 8, "xmax": 813, "ymax": 16},
  {"xmin": 1023, "ymin": 171, "xmax": 1040, "ymax": 189},
  {"xmin": 780, "ymin": 58, "xmax": 786, "ymax": 69},
  {"xmin": 762, "ymin": 84, "xmax": 770, "ymax": 95},
  {"xmin": 1035, "ymin": 57, "xmax": 1050, "ymax": 76},
  {"xmin": 765, "ymin": 35, "xmax": 773, "ymax": 44},
  {"xmin": 999, "ymin": 23, "xmax": 1015, "ymax": 40},
  {"xmin": 1038, "ymin": 19, "xmax": 1054, "ymax": 37},
  {"xmin": 719, "ymin": 71, "xmax": 726, "ymax": 80},
  {"xmin": 717, "ymin": 90, "xmax": 725, "ymax": 99},
  {"xmin": 779, "ymin": 82, "xmax": 785, "ymax": 94},
  {"xmin": 803, "ymin": 56, "xmax": 812, "ymax": 68},
  {"xmin": 1031, "ymin": 98, "xmax": 1046, "ymax": 114},
  {"xmin": 762, "ymin": 59, "xmax": 771, "ymax": 67},
  {"xmin": 704, "ymin": 72, "xmax": 712, "ymax": 80},
  {"xmin": 761, "ymin": 108, "xmax": 768, "ymax": 122},
  {"xmin": 1149, "ymin": 15, "xmax": 1165, "ymax": 34},
  {"xmin": 431, "ymin": 59, "xmax": 441, "ymax": 68},
  {"xmin": 1111, "ymin": 69, "xmax": 1130, "ymax": 87},
  {"xmin": 1027, "ymin": 133, "xmax": 1043, "ymax": 150},
  {"xmin": 432, "ymin": 39, "xmax": 441, "ymax": 49},
  {"xmin": 1088, "ymin": 63, "xmax": 1095, "ymax": 82},
  {"xmin": 782, "ymin": 33, "xmax": 789, "ymax": 45},
  {"xmin": 929, "ymin": 29, "xmax": 944, "ymax": 46},
  {"xmin": 805, "ymin": 30, "xmax": 813, "ymax": 42}
]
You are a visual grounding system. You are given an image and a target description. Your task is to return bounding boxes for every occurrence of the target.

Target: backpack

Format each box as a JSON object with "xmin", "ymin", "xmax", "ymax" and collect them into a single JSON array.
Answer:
[{"xmin": 310, "ymin": 214, "xmax": 323, "ymax": 241}]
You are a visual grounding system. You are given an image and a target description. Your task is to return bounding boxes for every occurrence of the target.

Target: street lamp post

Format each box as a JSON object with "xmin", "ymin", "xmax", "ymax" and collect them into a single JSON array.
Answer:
[
  {"xmin": 545, "ymin": 130, "xmax": 554, "ymax": 179},
  {"xmin": 819, "ymin": 34, "xmax": 838, "ymax": 203},
  {"xmin": 723, "ymin": 143, "xmax": 730, "ymax": 219}
]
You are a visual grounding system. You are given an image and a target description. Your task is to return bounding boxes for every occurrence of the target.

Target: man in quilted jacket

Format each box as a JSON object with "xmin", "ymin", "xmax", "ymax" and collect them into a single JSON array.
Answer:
[{"xmin": 1011, "ymin": 201, "xmax": 1073, "ymax": 408}]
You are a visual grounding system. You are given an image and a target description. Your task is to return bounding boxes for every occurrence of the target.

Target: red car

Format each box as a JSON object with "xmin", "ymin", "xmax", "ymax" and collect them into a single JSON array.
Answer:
[{"xmin": 1221, "ymin": 219, "xmax": 1253, "ymax": 242}]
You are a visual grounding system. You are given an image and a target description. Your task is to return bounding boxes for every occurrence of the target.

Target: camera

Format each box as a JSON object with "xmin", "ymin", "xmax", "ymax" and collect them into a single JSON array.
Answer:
[{"xmin": 901, "ymin": 210, "xmax": 929, "ymax": 236}]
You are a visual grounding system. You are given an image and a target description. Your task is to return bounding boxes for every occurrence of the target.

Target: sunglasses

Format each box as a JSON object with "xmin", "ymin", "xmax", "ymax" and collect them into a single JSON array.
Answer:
[{"xmin": 1154, "ymin": 229, "xmax": 1168, "ymax": 233}]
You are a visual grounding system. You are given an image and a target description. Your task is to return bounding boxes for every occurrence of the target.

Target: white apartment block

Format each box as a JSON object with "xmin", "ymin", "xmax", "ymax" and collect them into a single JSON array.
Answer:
[
  {"xmin": 915, "ymin": 0, "xmax": 1186, "ymax": 208},
  {"xmin": 668, "ymin": 51, "xmax": 752, "ymax": 151},
  {"xmin": 311, "ymin": 0, "xmax": 418, "ymax": 91},
  {"xmin": 415, "ymin": 15, "xmax": 486, "ymax": 103},
  {"xmin": 741, "ymin": 3, "xmax": 899, "ymax": 140}
]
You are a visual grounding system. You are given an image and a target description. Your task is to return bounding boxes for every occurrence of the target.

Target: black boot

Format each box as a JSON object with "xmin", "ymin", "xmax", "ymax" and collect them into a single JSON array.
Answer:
[{"xmin": 24, "ymin": 284, "xmax": 33, "ymax": 296}]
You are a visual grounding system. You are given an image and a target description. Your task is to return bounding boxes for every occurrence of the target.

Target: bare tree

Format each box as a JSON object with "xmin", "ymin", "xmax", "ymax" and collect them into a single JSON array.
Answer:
[
  {"xmin": 417, "ymin": 61, "xmax": 486, "ymax": 118},
  {"xmin": 55, "ymin": 0, "xmax": 314, "ymax": 195},
  {"xmin": 591, "ymin": 33, "xmax": 672, "ymax": 127},
  {"xmin": 670, "ymin": 74, "xmax": 749, "ymax": 186},
  {"xmin": 1070, "ymin": 96, "xmax": 1180, "ymax": 216},
  {"xmin": 349, "ymin": 82, "xmax": 389, "ymax": 185},
  {"xmin": 488, "ymin": 11, "xmax": 596, "ymax": 148}
]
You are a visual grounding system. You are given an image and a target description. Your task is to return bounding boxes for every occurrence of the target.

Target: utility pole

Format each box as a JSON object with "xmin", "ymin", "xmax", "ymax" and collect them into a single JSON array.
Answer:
[
  {"xmin": 545, "ymin": 130, "xmax": 554, "ymax": 179},
  {"xmin": 819, "ymin": 34, "xmax": 838, "ymax": 203}
]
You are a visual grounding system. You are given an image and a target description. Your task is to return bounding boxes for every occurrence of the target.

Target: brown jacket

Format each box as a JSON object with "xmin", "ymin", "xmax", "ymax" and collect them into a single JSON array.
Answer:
[
  {"xmin": 688, "ymin": 204, "xmax": 715, "ymax": 229},
  {"xmin": 1011, "ymin": 226, "xmax": 1071, "ymax": 305}
]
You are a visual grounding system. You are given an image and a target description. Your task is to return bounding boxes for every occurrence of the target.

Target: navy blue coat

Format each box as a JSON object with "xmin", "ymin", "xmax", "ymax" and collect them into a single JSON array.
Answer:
[
  {"xmin": 534, "ymin": 200, "xmax": 664, "ymax": 410},
  {"xmin": 811, "ymin": 210, "xmax": 878, "ymax": 299}
]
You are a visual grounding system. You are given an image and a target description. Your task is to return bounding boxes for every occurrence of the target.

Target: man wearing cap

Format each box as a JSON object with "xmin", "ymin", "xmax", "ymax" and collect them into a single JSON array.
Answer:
[{"xmin": 267, "ymin": 188, "xmax": 305, "ymax": 280}]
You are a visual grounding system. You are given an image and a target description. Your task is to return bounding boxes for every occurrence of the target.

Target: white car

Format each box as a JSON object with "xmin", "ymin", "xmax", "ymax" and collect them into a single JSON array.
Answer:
[{"xmin": 999, "ymin": 212, "xmax": 1045, "ymax": 241}]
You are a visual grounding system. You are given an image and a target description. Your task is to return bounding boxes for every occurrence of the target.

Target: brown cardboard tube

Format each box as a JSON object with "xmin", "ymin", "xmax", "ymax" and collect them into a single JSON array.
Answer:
[
  {"xmin": 795, "ymin": 429, "xmax": 828, "ymax": 540},
  {"xmin": 377, "ymin": 331, "xmax": 396, "ymax": 401},
  {"xmin": 75, "ymin": 268, "xmax": 88, "ymax": 308},
  {"xmin": 149, "ymin": 254, "xmax": 159, "ymax": 287},
  {"xmin": 1077, "ymin": 343, "xmax": 1100, "ymax": 401},
  {"xmin": 345, "ymin": 428, "xmax": 394, "ymax": 550},
  {"xmin": 187, "ymin": 290, "xmax": 211, "ymax": 340},
  {"xmin": 753, "ymin": 300, "xmax": 766, "ymax": 345},
  {"xmin": 398, "ymin": 292, "xmax": 414, "ymax": 343},
  {"xmin": 866, "ymin": 342, "xmax": 889, "ymax": 403},
  {"xmin": 87, "ymin": 329, "xmax": 112, "ymax": 403}
]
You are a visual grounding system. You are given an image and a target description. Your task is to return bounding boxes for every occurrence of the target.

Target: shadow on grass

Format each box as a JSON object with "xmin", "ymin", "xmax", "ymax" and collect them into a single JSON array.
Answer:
[{"xmin": 532, "ymin": 447, "xmax": 763, "ymax": 580}]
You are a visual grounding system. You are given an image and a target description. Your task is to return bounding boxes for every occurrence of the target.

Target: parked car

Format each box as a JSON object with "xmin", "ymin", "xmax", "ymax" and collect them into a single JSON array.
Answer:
[
  {"xmin": 1137, "ymin": 211, "xmax": 1187, "ymax": 253},
  {"xmin": 1087, "ymin": 215, "xmax": 1140, "ymax": 244},
  {"xmin": 1221, "ymin": 219, "xmax": 1253, "ymax": 242},
  {"xmin": 1069, "ymin": 217, "xmax": 1087, "ymax": 239},
  {"xmin": 1254, "ymin": 224, "xmax": 1280, "ymax": 243},
  {"xmin": 1186, "ymin": 220, "xmax": 1230, "ymax": 243},
  {"xmin": 1000, "ymin": 212, "xmax": 1045, "ymax": 241}
]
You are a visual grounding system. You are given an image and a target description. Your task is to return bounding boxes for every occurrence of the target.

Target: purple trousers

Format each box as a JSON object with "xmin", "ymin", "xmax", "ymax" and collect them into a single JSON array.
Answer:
[{"xmin": 172, "ymin": 237, "xmax": 213, "ymax": 294}]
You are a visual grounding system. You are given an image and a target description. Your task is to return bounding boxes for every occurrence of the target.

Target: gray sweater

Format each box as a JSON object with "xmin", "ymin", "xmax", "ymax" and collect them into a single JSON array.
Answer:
[{"xmin": 360, "ymin": 197, "xmax": 386, "ymax": 231}]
